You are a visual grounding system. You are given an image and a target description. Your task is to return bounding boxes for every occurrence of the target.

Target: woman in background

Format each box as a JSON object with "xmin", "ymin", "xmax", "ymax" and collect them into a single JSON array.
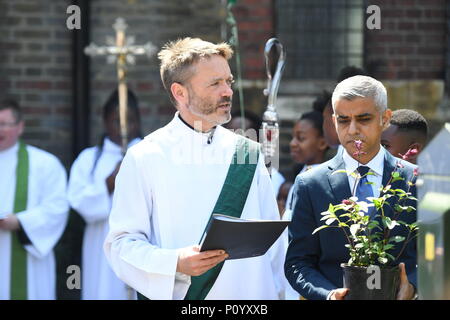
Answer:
[{"xmin": 67, "ymin": 89, "xmax": 142, "ymax": 300}]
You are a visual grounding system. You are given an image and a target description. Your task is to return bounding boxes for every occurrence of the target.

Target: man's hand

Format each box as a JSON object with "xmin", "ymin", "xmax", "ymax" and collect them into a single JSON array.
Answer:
[
  {"xmin": 397, "ymin": 262, "xmax": 415, "ymax": 300},
  {"xmin": 329, "ymin": 288, "xmax": 349, "ymax": 300},
  {"xmin": 0, "ymin": 214, "xmax": 20, "ymax": 231},
  {"xmin": 177, "ymin": 245, "xmax": 229, "ymax": 276},
  {"xmin": 106, "ymin": 161, "xmax": 122, "ymax": 194}
]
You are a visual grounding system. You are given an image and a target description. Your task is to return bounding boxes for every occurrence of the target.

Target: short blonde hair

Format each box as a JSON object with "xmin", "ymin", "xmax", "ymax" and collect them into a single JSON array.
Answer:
[{"xmin": 158, "ymin": 37, "xmax": 233, "ymax": 106}]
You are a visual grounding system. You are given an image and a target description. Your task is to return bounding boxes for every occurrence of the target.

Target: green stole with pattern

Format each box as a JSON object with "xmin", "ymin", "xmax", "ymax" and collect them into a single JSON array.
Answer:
[
  {"xmin": 11, "ymin": 141, "xmax": 29, "ymax": 300},
  {"xmin": 184, "ymin": 136, "xmax": 260, "ymax": 300}
]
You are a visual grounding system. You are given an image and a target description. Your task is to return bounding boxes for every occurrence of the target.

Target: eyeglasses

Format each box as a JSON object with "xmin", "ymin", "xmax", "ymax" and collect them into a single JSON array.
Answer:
[{"xmin": 0, "ymin": 122, "xmax": 19, "ymax": 129}]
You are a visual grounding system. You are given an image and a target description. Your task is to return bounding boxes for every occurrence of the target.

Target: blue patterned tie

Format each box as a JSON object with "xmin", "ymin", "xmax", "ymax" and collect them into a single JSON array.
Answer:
[{"xmin": 356, "ymin": 166, "xmax": 375, "ymax": 217}]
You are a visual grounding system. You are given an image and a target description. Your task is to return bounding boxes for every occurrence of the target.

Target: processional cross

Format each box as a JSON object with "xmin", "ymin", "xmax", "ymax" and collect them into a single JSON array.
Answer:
[{"xmin": 85, "ymin": 17, "xmax": 156, "ymax": 155}]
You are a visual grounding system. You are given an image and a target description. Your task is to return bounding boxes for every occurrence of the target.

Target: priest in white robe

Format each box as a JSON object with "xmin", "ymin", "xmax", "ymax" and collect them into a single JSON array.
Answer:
[
  {"xmin": 104, "ymin": 37, "xmax": 287, "ymax": 300},
  {"xmin": 68, "ymin": 89, "xmax": 141, "ymax": 300},
  {"xmin": 0, "ymin": 100, "xmax": 69, "ymax": 300}
]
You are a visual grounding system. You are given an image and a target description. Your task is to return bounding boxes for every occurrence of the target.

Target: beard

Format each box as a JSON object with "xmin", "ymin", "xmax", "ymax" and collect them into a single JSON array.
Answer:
[{"xmin": 187, "ymin": 90, "xmax": 232, "ymax": 127}]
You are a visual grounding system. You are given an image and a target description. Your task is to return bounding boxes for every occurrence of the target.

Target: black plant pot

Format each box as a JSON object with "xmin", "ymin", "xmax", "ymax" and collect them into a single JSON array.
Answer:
[{"xmin": 341, "ymin": 263, "xmax": 400, "ymax": 300}]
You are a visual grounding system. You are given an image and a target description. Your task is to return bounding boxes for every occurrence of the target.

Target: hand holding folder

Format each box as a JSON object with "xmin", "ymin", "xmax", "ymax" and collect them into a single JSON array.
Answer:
[{"xmin": 199, "ymin": 214, "xmax": 289, "ymax": 260}]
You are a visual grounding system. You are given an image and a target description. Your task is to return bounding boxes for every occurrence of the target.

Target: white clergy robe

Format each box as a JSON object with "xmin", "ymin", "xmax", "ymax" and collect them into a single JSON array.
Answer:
[
  {"xmin": 104, "ymin": 112, "xmax": 287, "ymax": 300},
  {"xmin": 68, "ymin": 137, "xmax": 140, "ymax": 300},
  {"xmin": 0, "ymin": 143, "xmax": 69, "ymax": 300}
]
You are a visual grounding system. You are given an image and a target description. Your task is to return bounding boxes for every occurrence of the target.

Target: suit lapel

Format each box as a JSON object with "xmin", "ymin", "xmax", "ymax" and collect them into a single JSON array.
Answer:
[
  {"xmin": 327, "ymin": 155, "xmax": 352, "ymax": 205},
  {"xmin": 382, "ymin": 151, "xmax": 398, "ymax": 187}
]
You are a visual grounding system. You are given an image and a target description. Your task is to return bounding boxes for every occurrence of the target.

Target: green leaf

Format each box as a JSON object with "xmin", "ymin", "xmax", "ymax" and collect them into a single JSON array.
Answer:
[
  {"xmin": 332, "ymin": 169, "xmax": 349, "ymax": 175},
  {"xmin": 392, "ymin": 172, "xmax": 400, "ymax": 179},
  {"xmin": 383, "ymin": 217, "xmax": 399, "ymax": 230},
  {"xmin": 367, "ymin": 222, "xmax": 379, "ymax": 231},
  {"xmin": 350, "ymin": 224, "xmax": 360, "ymax": 237},
  {"xmin": 390, "ymin": 236, "xmax": 405, "ymax": 243},
  {"xmin": 378, "ymin": 257, "xmax": 388, "ymax": 264},
  {"xmin": 327, "ymin": 203, "xmax": 336, "ymax": 213},
  {"xmin": 312, "ymin": 225, "xmax": 329, "ymax": 235},
  {"xmin": 385, "ymin": 253, "xmax": 396, "ymax": 261}
]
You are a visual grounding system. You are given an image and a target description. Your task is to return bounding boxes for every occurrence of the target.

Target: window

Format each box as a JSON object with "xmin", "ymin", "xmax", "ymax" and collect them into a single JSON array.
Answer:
[{"xmin": 276, "ymin": 0, "xmax": 364, "ymax": 80}]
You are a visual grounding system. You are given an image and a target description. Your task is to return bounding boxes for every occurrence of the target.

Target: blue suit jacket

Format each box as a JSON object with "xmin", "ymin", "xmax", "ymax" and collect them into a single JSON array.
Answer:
[{"xmin": 284, "ymin": 150, "xmax": 418, "ymax": 300}]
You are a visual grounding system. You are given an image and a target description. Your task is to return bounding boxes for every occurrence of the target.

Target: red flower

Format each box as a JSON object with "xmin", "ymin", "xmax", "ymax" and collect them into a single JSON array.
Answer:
[
  {"xmin": 342, "ymin": 199, "xmax": 353, "ymax": 205},
  {"xmin": 354, "ymin": 140, "xmax": 363, "ymax": 150},
  {"xmin": 413, "ymin": 167, "xmax": 419, "ymax": 176},
  {"xmin": 399, "ymin": 148, "xmax": 418, "ymax": 161},
  {"xmin": 353, "ymin": 140, "xmax": 367, "ymax": 157}
]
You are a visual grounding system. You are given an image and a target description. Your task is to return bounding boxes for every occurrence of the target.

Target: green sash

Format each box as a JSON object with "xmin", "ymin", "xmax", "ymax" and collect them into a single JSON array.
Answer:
[
  {"xmin": 11, "ymin": 141, "xmax": 29, "ymax": 300},
  {"xmin": 184, "ymin": 136, "xmax": 260, "ymax": 300}
]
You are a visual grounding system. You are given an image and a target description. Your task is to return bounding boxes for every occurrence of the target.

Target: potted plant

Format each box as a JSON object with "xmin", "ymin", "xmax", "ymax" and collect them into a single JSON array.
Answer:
[{"xmin": 312, "ymin": 140, "xmax": 419, "ymax": 300}]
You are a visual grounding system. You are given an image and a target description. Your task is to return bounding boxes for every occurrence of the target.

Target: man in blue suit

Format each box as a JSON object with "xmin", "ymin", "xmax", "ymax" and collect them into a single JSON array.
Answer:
[{"xmin": 285, "ymin": 75, "xmax": 417, "ymax": 300}]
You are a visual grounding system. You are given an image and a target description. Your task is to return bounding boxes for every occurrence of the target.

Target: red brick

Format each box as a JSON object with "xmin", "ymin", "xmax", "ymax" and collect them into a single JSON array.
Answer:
[
  {"xmin": 16, "ymin": 81, "xmax": 52, "ymax": 90},
  {"xmin": 417, "ymin": 22, "xmax": 446, "ymax": 31},
  {"xmin": 397, "ymin": 70, "xmax": 415, "ymax": 78},
  {"xmin": 54, "ymin": 82, "xmax": 71, "ymax": 90},
  {"xmin": 22, "ymin": 106, "xmax": 52, "ymax": 114},
  {"xmin": 424, "ymin": 9, "xmax": 446, "ymax": 18},
  {"xmin": 416, "ymin": 71, "xmax": 442, "ymax": 78},
  {"xmin": 137, "ymin": 82, "xmax": 154, "ymax": 91},
  {"xmin": 405, "ymin": 10, "xmax": 422, "ymax": 18},
  {"xmin": 398, "ymin": 22, "xmax": 416, "ymax": 30},
  {"xmin": 417, "ymin": 47, "xmax": 443, "ymax": 55}
]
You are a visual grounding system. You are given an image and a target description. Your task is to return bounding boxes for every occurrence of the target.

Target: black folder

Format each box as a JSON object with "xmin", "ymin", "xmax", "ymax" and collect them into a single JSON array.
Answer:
[{"xmin": 199, "ymin": 214, "xmax": 289, "ymax": 260}]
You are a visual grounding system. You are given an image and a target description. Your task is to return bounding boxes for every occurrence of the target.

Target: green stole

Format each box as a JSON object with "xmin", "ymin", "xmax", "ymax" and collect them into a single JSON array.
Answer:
[
  {"xmin": 11, "ymin": 141, "xmax": 29, "ymax": 300},
  {"xmin": 137, "ymin": 136, "xmax": 260, "ymax": 300},
  {"xmin": 184, "ymin": 136, "xmax": 260, "ymax": 300}
]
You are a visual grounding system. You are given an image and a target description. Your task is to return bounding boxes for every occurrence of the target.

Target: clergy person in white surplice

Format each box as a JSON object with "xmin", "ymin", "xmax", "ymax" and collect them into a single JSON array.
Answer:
[
  {"xmin": 104, "ymin": 38, "xmax": 287, "ymax": 300},
  {"xmin": 68, "ymin": 89, "xmax": 141, "ymax": 300},
  {"xmin": 0, "ymin": 100, "xmax": 69, "ymax": 300}
]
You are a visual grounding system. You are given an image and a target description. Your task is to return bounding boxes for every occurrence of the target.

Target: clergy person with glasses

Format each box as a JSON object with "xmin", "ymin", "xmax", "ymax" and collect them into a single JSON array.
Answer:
[
  {"xmin": 0, "ymin": 99, "xmax": 69, "ymax": 299},
  {"xmin": 284, "ymin": 76, "xmax": 418, "ymax": 300},
  {"xmin": 104, "ymin": 38, "xmax": 287, "ymax": 300}
]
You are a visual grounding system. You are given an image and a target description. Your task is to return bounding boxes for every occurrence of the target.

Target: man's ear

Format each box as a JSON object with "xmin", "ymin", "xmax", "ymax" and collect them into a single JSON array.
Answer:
[
  {"xmin": 170, "ymin": 82, "xmax": 188, "ymax": 107},
  {"xmin": 382, "ymin": 108, "xmax": 392, "ymax": 129},
  {"xmin": 332, "ymin": 113, "xmax": 337, "ymax": 128}
]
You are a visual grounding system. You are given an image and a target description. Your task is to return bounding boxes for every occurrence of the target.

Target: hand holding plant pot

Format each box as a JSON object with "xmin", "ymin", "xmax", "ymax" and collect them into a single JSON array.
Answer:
[{"xmin": 313, "ymin": 140, "xmax": 419, "ymax": 300}]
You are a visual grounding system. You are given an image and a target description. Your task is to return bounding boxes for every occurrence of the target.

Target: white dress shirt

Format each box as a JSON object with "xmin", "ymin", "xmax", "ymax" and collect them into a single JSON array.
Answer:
[{"xmin": 342, "ymin": 146, "xmax": 386, "ymax": 199}]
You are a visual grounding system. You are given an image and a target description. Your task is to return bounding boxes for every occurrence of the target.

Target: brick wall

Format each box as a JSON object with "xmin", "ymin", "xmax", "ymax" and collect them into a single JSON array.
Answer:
[
  {"xmin": 231, "ymin": 0, "xmax": 274, "ymax": 80},
  {"xmin": 365, "ymin": 0, "xmax": 447, "ymax": 80},
  {"xmin": 89, "ymin": 0, "xmax": 224, "ymax": 146},
  {"xmin": 0, "ymin": 0, "xmax": 73, "ymax": 166}
]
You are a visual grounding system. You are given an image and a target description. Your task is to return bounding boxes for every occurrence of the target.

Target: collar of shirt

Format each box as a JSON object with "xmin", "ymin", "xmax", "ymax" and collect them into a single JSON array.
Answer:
[
  {"xmin": 0, "ymin": 141, "xmax": 19, "ymax": 158},
  {"xmin": 342, "ymin": 146, "xmax": 386, "ymax": 198},
  {"xmin": 174, "ymin": 111, "xmax": 217, "ymax": 145},
  {"xmin": 342, "ymin": 145, "xmax": 385, "ymax": 178}
]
